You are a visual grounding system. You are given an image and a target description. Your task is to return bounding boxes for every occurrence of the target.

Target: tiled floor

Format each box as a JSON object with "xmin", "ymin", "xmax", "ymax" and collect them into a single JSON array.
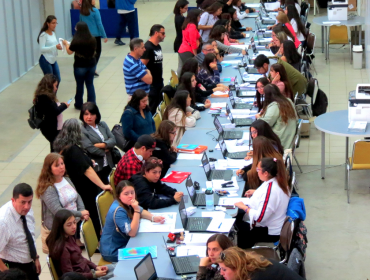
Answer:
[{"xmin": 0, "ymin": 0, "xmax": 369, "ymax": 279}]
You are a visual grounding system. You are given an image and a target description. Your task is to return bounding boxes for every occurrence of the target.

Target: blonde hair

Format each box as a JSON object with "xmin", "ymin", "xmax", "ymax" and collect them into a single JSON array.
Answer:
[
  {"xmin": 36, "ymin": 153, "xmax": 65, "ymax": 198},
  {"xmin": 276, "ymin": 11, "xmax": 290, "ymax": 24},
  {"xmin": 217, "ymin": 247, "xmax": 272, "ymax": 280}
]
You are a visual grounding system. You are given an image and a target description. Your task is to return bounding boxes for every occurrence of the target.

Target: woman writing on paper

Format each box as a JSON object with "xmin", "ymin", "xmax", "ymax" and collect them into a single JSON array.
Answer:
[
  {"xmin": 234, "ymin": 157, "xmax": 290, "ymax": 249},
  {"xmin": 129, "ymin": 157, "xmax": 183, "ymax": 209},
  {"xmin": 100, "ymin": 181, "xmax": 165, "ymax": 262},
  {"xmin": 196, "ymin": 234, "xmax": 233, "ymax": 280}
]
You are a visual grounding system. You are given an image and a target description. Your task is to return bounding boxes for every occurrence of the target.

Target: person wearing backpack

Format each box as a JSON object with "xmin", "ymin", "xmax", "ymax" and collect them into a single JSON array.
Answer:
[{"xmin": 34, "ymin": 74, "xmax": 70, "ymax": 152}]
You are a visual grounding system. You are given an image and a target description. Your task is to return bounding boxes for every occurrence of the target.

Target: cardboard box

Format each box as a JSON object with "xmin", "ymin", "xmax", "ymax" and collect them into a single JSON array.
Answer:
[{"xmin": 348, "ymin": 0, "xmax": 357, "ymax": 11}]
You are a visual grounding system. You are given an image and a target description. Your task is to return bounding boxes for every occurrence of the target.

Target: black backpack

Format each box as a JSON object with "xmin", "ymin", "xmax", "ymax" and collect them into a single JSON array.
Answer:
[
  {"xmin": 306, "ymin": 78, "xmax": 328, "ymax": 117},
  {"xmin": 300, "ymin": 2, "xmax": 309, "ymax": 17},
  {"xmin": 27, "ymin": 105, "xmax": 43, "ymax": 129}
]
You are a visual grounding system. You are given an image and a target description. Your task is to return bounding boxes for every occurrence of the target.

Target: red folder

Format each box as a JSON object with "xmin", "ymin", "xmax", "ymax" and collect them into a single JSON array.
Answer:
[{"xmin": 161, "ymin": 171, "xmax": 192, "ymax": 184}]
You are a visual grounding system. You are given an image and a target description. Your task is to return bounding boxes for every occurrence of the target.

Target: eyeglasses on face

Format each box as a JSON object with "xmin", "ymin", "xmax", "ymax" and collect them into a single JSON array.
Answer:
[
  {"xmin": 158, "ymin": 31, "xmax": 166, "ymax": 35},
  {"xmin": 256, "ymin": 86, "xmax": 264, "ymax": 90}
]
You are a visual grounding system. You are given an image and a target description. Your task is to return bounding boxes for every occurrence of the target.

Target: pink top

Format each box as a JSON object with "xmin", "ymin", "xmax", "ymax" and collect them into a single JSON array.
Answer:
[
  {"xmin": 272, "ymin": 80, "xmax": 286, "ymax": 97},
  {"xmin": 285, "ymin": 23, "xmax": 300, "ymax": 48},
  {"xmin": 178, "ymin": 23, "xmax": 201, "ymax": 54},
  {"xmin": 224, "ymin": 35, "xmax": 231, "ymax": 46}
]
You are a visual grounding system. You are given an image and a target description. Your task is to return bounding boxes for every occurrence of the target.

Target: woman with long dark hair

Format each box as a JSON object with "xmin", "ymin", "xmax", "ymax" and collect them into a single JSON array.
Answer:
[
  {"xmin": 100, "ymin": 181, "xmax": 165, "ymax": 262},
  {"xmin": 198, "ymin": 53, "xmax": 220, "ymax": 89},
  {"xmin": 121, "ymin": 89, "xmax": 156, "ymax": 152},
  {"xmin": 46, "ymin": 209, "xmax": 115, "ymax": 278},
  {"xmin": 255, "ymin": 77, "xmax": 269, "ymax": 112},
  {"xmin": 34, "ymin": 74, "xmax": 70, "ymax": 152},
  {"xmin": 173, "ymin": 0, "xmax": 189, "ymax": 53},
  {"xmin": 37, "ymin": 15, "xmax": 62, "ymax": 84},
  {"xmin": 234, "ymin": 157, "xmax": 290, "ymax": 249},
  {"xmin": 256, "ymin": 84, "xmax": 298, "ymax": 149},
  {"xmin": 209, "ymin": 25, "xmax": 247, "ymax": 54},
  {"xmin": 281, "ymin": 40, "xmax": 301, "ymax": 71},
  {"xmin": 270, "ymin": 64, "xmax": 294, "ymax": 101},
  {"xmin": 79, "ymin": 0, "xmax": 108, "ymax": 77},
  {"xmin": 53, "ymin": 118, "xmax": 112, "ymax": 241},
  {"xmin": 198, "ymin": 2, "xmax": 224, "ymax": 42},
  {"xmin": 80, "ymin": 102, "xmax": 117, "ymax": 184},
  {"xmin": 163, "ymin": 90, "xmax": 199, "ymax": 146},
  {"xmin": 177, "ymin": 9, "xmax": 202, "ymax": 75},
  {"xmin": 151, "ymin": 121, "xmax": 178, "ymax": 178},
  {"xmin": 63, "ymin": 22, "xmax": 97, "ymax": 110},
  {"xmin": 228, "ymin": 7, "xmax": 252, "ymax": 32},
  {"xmin": 178, "ymin": 71, "xmax": 211, "ymax": 111},
  {"xmin": 286, "ymin": 4, "xmax": 307, "ymax": 46}
]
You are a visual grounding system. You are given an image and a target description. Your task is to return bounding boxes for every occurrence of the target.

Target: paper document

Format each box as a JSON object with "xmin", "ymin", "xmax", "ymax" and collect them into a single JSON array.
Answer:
[
  {"xmin": 264, "ymin": 2, "xmax": 280, "ymax": 10},
  {"xmin": 207, "ymin": 176, "xmax": 240, "ymax": 191},
  {"xmin": 218, "ymin": 197, "xmax": 250, "ymax": 206},
  {"xmin": 177, "ymin": 153, "xmax": 203, "ymax": 160},
  {"xmin": 211, "ymin": 102, "xmax": 227, "ymax": 108},
  {"xmin": 177, "ymin": 246, "xmax": 207, "ymax": 258},
  {"xmin": 217, "ymin": 158, "xmax": 252, "ymax": 169},
  {"xmin": 138, "ymin": 212, "xmax": 177, "ymax": 232},
  {"xmin": 221, "ymin": 60, "xmax": 241, "ymax": 65},
  {"xmin": 247, "ymin": 3, "xmax": 261, "ymax": 7},
  {"xmin": 59, "ymin": 38, "xmax": 70, "ymax": 54},
  {"xmin": 184, "ymin": 233, "xmax": 215, "ymax": 245},
  {"xmin": 202, "ymin": 211, "xmax": 225, "ymax": 219},
  {"xmin": 207, "ymin": 218, "xmax": 236, "ymax": 232},
  {"xmin": 213, "ymin": 91, "xmax": 229, "ymax": 96},
  {"xmin": 229, "ymin": 44, "xmax": 250, "ymax": 49},
  {"xmin": 230, "ymin": 108, "xmax": 251, "ymax": 115}
]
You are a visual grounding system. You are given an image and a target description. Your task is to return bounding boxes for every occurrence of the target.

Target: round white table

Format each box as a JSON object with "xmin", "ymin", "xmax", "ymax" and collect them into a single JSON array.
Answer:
[
  {"xmin": 314, "ymin": 110, "xmax": 370, "ymax": 180},
  {"xmin": 312, "ymin": 15, "xmax": 365, "ymax": 60}
]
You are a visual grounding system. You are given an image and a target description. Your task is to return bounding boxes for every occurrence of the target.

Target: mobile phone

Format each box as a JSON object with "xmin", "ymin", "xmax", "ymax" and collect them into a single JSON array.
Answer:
[{"xmin": 67, "ymin": 98, "xmax": 73, "ymax": 104}]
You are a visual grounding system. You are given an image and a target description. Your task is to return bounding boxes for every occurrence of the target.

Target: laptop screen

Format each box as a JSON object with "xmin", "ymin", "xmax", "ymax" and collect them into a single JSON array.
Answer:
[
  {"xmin": 213, "ymin": 117, "xmax": 224, "ymax": 135},
  {"xmin": 201, "ymin": 152, "xmax": 211, "ymax": 179},
  {"xmin": 185, "ymin": 176, "xmax": 196, "ymax": 203},
  {"xmin": 229, "ymin": 95, "xmax": 235, "ymax": 107},
  {"xmin": 219, "ymin": 138, "xmax": 227, "ymax": 157},
  {"xmin": 226, "ymin": 103, "xmax": 230, "ymax": 114},
  {"xmin": 229, "ymin": 111, "xmax": 234, "ymax": 123},
  {"xmin": 250, "ymin": 37, "xmax": 256, "ymax": 53},
  {"xmin": 179, "ymin": 196, "xmax": 188, "ymax": 228},
  {"xmin": 134, "ymin": 253, "xmax": 157, "ymax": 280}
]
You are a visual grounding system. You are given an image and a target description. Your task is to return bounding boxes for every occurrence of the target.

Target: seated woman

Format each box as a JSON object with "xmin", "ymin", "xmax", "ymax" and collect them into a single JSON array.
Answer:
[
  {"xmin": 37, "ymin": 153, "xmax": 89, "ymax": 253},
  {"xmin": 163, "ymin": 90, "xmax": 200, "ymax": 147},
  {"xmin": 46, "ymin": 209, "xmax": 115, "ymax": 279},
  {"xmin": 256, "ymin": 84, "xmax": 298, "ymax": 150},
  {"xmin": 255, "ymin": 77, "xmax": 269, "ymax": 112},
  {"xmin": 121, "ymin": 89, "xmax": 156, "ymax": 152},
  {"xmin": 281, "ymin": 40, "xmax": 301, "ymax": 71},
  {"xmin": 228, "ymin": 8, "xmax": 252, "ymax": 32},
  {"xmin": 178, "ymin": 71, "xmax": 211, "ymax": 111},
  {"xmin": 218, "ymin": 247, "xmax": 304, "ymax": 280},
  {"xmin": 129, "ymin": 157, "xmax": 183, "ymax": 209},
  {"xmin": 197, "ymin": 234, "xmax": 234, "ymax": 279},
  {"xmin": 209, "ymin": 26, "xmax": 247, "ymax": 55},
  {"xmin": 236, "ymin": 136, "xmax": 283, "ymax": 193},
  {"xmin": 80, "ymin": 102, "xmax": 117, "ymax": 184},
  {"xmin": 100, "ymin": 181, "xmax": 165, "ymax": 262},
  {"xmin": 197, "ymin": 54, "xmax": 220, "ymax": 89},
  {"xmin": 286, "ymin": 4, "xmax": 307, "ymax": 46},
  {"xmin": 232, "ymin": 0, "xmax": 248, "ymax": 20},
  {"xmin": 234, "ymin": 157, "xmax": 290, "ymax": 249},
  {"xmin": 273, "ymin": 21, "xmax": 300, "ymax": 48},
  {"xmin": 269, "ymin": 64, "xmax": 294, "ymax": 101},
  {"xmin": 244, "ymin": 119, "xmax": 284, "ymax": 161},
  {"xmin": 269, "ymin": 31, "xmax": 287, "ymax": 56},
  {"xmin": 152, "ymin": 120, "xmax": 178, "ymax": 178}
]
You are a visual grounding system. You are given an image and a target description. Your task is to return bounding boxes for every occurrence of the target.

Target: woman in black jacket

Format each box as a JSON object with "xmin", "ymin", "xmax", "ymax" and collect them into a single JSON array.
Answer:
[
  {"xmin": 151, "ymin": 120, "xmax": 178, "ymax": 178},
  {"xmin": 129, "ymin": 157, "xmax": 184, "ymax": 210},
  {"xmin": 34, "ymin": 74, "xmax": 70, "ymax": 152},
  {"xmin": 173, "ymin": 0, "xmax": 189, "ymax": 53}
]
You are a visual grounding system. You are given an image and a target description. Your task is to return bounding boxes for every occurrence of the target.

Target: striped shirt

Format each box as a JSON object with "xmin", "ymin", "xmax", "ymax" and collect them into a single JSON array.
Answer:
[{"xmin": 123, "ymin": 54, "xmax": 150, "ymax": 95}]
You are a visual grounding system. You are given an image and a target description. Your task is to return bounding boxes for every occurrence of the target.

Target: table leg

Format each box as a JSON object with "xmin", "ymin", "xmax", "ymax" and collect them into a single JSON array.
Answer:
[
  {"xmin": 321, "ymin": 131, "xmax": 325, "ymax": 179},
  {"xmin": 355, "ymin": 26, "xmax": 357, "ymax": 46},
  {"xmin": 321, "ymin": 26, "xmax": 324, "ymax": 53},
  {"xmin": 345, "ymin": 137, "xmax": 348, "ymax": 190},
  {"xmin": 325, "ymin": 26, "xmax": 328, "ymax": 60},
  {"xmin": 314, "ymin": 0, "xmax": 316, "ymax": 16}
]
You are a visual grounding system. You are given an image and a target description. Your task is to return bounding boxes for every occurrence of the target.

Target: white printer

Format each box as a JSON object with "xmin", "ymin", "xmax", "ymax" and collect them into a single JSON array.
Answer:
[
  {"xmin": 328, "ymin": 0, "xmax": 348, "ymax": 21},
  {"xmin": 348, "ymin": 84, "xmax": 370, "ymax": 123}
]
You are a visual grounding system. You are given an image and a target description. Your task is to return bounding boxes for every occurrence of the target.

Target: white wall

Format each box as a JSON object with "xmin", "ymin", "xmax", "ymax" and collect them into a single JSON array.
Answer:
[
  {"xmin": 54, "ymin": 0, "xmax": 73, "ymax": 41},
  {"xmin": 0, "ymin": 0, "xmax": 44, "ymax": 92}
]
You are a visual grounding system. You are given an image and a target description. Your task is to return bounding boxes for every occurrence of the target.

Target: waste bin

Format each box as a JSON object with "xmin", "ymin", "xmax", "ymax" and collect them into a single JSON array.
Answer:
[{"xmin": 353, "ymin": 45, "xmax": 363, "ymax": 69}]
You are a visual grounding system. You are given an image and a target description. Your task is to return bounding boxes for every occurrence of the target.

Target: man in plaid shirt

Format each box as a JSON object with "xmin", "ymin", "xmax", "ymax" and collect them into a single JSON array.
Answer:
[{"xmin": 114, "ymin": 135, "xmax": 159, "ymax": 185}]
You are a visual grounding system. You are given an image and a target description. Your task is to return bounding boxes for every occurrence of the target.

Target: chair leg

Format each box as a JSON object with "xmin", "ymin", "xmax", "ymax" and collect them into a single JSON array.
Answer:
[
  {"xmin": 294, "ymin": 154, "xmax": 303, "ymax": 173},
  {"xmin": 347, "ymin": 167, "xmax": 350, "ymax": 204}
]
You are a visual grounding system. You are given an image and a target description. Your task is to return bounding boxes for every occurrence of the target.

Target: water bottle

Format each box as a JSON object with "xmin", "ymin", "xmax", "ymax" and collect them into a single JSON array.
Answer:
[{"xmin": 205, "ymin": 187, "xmax": 214, "ymax": 211}]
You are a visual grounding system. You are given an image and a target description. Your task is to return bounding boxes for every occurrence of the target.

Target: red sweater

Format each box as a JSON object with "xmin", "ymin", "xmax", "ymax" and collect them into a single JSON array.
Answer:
[
  {"xmin": 285, "ymin": 23, "xmax": 301, "ymax": 48},
  {"xmin": 178, "ymin": 23, "xmax": 201, "ymax": 54}
]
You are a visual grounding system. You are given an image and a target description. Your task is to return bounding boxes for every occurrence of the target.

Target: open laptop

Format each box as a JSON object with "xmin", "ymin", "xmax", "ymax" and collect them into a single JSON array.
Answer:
[
  {"xmin": 134, "ymin": 253, "xmax": 177, "ymax": 280},
  {"xmin": 229, "ymin": 92, "xmax": 253, "ymax": 109},
  {"xmin": 213, "ymin": 116, "xmax": 243, "ymax": 140},
  {"xmin": 227, "ymin": 104, "xmax": 254, "ymax": 127},
  {"xmin": 179, "ymin": 196, "xmax": 212, "ymax": 232},
  {"xmin": 201, "ymin": 152, "xmax": 233, "ymax": 181},
  {"xmin": 255, "ymin": 19, "xmax": 272, "ymax": 38},
  {"xmin": 258, "ymin": 10, "xmax": 275, "ymax": 25},
  {"xmin": 185, "ymin": 175, "xmax": 220, "ymax": 206},
  {"xmin": 218, "ymin": 135, "xmax": 249, "ymax": 159},
  {"xmin": 162, "ymin": 237, "xmax": 200, "ymax": 275}
]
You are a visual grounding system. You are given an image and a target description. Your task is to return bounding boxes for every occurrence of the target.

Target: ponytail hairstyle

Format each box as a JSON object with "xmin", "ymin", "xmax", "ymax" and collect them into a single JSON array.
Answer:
[
  {"xmin": 37, "ymin": 15, "xmax": 57, "ymax": 43},
  {"xmin": 259, "ymin": 157, "xmax": 290, "ymax": 195}
]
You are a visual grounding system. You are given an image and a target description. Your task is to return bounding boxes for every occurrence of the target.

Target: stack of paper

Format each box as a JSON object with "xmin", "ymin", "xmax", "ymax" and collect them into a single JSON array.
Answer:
[
  {"xmin": 218, "ymin": 197, "xmax": 250, "ymax": 206},
  {"xmin": 138, "ymin": 212, "xmax": 177, "ymax": 232},
  {"xmin": 217, "ymin": 158, "xmax": 252, "ymax": 169},
  {"xmin": 177, "ymin": 153, "xmax": 203, "ymax": 160},
  {"xmin": 206, "ymin": 218, "xmax": 236, "ymax": 232},
  {"xmin": 184, "ymin": 233, "xmax": 215, "ymax": 245},
  {"xmin": 177, "ymin": 246, "xmax": 207, "ymax": 258},
  {"xmin": 264, "ymin": 2, "xmax": 280, "ymax": 10},
  {"xmin": 211, "ymin": 102, "xmax": 227, "ymax": 108}
]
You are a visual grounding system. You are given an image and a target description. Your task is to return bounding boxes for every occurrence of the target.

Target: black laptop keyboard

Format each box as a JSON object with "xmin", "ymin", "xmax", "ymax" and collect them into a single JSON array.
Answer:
[
  {"xmin": 228, "ymin": 152, "xmax": 247, "ymax": 159},
  {"xmin": 212, "ymin": 170, "xmax": 226, "ymax": 180},
  {"xmin": 174, "ymin": 257, "xmax": 194, "ymax": 273},
  {"xmin": 224, "ymin": 131, "xmax": 243, "ymax": 139},
  {"xmin": 236, "ymin": 119, "xmax": 252, "ymax": 126},
  {"xmin": 195, "ymin": 194, "xmax": 206, "ymax": 205},
  {"xmin": 235, "ymin": 104, "xmax": 252, "ymax": 109},
  {"xmin": 189, "ymin": 217, "xmax": 205, "ymax": 231}
]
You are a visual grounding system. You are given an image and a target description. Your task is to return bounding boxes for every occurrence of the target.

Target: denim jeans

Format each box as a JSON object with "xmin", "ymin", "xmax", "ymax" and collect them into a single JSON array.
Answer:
[
  {"xmin": 39, "ymin": 55, "xmax": 61, "ymax": 84},
  {"xmin": 74, "ymin": 66, "xmax": 96, "ymax": 108},
  {"xmin": 116, "ymin": 12, "xmax": 136, "ymax": 40}
]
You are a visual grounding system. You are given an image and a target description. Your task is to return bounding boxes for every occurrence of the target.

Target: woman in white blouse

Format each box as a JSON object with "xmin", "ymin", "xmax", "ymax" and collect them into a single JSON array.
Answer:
[
  {"xmin": 36, "ymin": 153, "xmax": 90, "ymax": 253},
  {"xmin": 232, "ymin": 0, "xmax": 248, "ymax": 20},
  {"xmin": 37, "ymin": 15, "xmax": 62, "ymax": 85},
  {"xmin": 286, "ymin": 4, "xmax": 307, "ymax": 45},
  {"xmin": 163, "ymin": 90, "xmax": 200, "ymax": 147},
  {"xmin": 234, "ymin": 157, "xmax": 290, "ymax": 249}
]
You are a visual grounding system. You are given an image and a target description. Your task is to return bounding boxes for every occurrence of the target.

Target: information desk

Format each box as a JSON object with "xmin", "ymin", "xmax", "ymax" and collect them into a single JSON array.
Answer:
[{"xmin": 314, "ymin": 110, "xmax": 370, "ymax": 180}]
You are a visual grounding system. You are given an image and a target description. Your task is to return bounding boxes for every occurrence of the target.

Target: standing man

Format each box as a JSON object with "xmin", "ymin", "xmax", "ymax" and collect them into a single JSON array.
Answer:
[
  {"xmin": 114, "ymin": 0, "xmax": 137, "ymax": 46},
  {"xmin": 123, "ymin": 38, "xmax": 153, "ymax": 99},
  {"xmin": 0, "ymin": 183, "xmax": 41, "ymax": 280},
  {"xmin": 141, "ymin": 24, "xmax": 165, "ymax": 114}
]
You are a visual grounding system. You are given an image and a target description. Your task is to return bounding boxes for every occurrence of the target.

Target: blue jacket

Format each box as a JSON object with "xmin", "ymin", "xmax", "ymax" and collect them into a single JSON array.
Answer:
[
  {"xmin": 286, "ymin": 196, "xmax": 306, "ymax": 221},
  {"xmin": 121, "ymin": 105, "xmax": 155, "ymax": 142},
  {"xmin": 116, "ymin": 0, "xmax": 137, "ymax": 11},
  {"xmin": 79, "ymin": 7, "xmax": 107, "ymax": 38}
]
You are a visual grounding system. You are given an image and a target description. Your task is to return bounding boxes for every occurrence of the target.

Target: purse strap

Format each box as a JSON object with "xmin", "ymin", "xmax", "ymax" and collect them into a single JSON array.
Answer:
[
  {"xmin": 200, "ymin": 13, "xmax": 211, "ymax": 36},
  {"xmin": 113, "ymin": 206, "xmax": 128, "ymax": 238}
]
